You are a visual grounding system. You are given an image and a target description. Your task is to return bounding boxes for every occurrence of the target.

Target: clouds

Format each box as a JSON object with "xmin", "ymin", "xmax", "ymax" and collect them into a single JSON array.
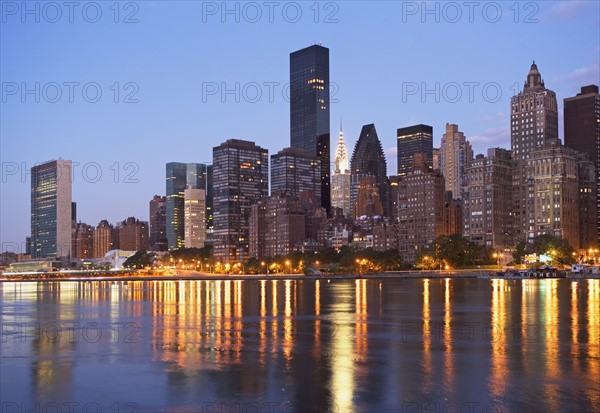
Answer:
[
  {"xmin": 549, "ymin": 63, "xmax": 600, "ymax": 91},
  {"xmin": 468, "ymin": 125, "xmax": 511, "ymax": 155}
]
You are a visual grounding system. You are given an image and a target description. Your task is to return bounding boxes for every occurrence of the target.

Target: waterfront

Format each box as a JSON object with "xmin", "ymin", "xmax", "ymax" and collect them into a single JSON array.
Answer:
[{"xmin": 1, "ymin": 277, "xmax": 598, "ymax": 412}]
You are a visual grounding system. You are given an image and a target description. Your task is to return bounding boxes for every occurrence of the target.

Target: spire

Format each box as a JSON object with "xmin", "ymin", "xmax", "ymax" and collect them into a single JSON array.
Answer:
[
  {"xmin": 334, "ymin": 124, "xmax": 349, "ymax": 174},
  {"xmin": 524, "ymin": 60, "xmax": 544, "ymax": 90}
]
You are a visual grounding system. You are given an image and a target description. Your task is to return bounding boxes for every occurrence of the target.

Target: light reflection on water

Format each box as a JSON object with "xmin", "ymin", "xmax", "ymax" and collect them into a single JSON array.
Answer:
[{"xmin": 0, "ymin": 278, "xmax": 598, "ymax": 412}]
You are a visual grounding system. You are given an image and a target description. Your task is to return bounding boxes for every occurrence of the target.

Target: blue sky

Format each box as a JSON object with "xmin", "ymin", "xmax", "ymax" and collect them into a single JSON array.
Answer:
[{"xmin": 1, "ymin": 0, "xmax": 599, "ymax": 251}]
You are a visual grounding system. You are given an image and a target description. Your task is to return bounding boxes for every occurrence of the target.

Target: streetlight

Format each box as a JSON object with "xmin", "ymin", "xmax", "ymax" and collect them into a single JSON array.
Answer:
[{"xmin": 285, "ymin": 260, "xmax": 291, "ymax": 274}]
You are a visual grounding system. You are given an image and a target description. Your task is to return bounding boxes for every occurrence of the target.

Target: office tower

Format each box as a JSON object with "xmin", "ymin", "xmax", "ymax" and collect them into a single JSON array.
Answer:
[
  {"xmin": 206, "ymin": 165, "xmax": 214, "ymax": 236},
  {"xmin": 213, "ymin": 139, "xmax": 268, "ymax": 263},
  {"xmin": 31, "ymin": 160, "xmax": 72, "ymax": 258},
  {"xmin": 184, "ymin": 188, "xmax": 206, "ymax": 248},
  {"xmin": 398, "ymin": 154, "xmax": 445, "ymax": 263},
  {"xmin": 271, "ymin": 148, "xmax": 321, "ymax": 201},
  {"xmin": 440, "ymin": 123, "xmax": 473, "ymax": 199},
  {"xmin": 331, "ymin": 126, "xmax": 351, "ymax": 217},
  {"xmin": 443, "ymin": 192, "xmax": 463, "ymax": 236},
  {"xmin": 290, "ymin": 44, "xmax": 330, "ymax": 211},
  {"xmin": 397, "ymin": 124, "xmax": 433, "ymax": 178},
  {"xmin": 576, "ymin": 153, "xmax": 597, "ymax": 248},
  {"xmin": 25, "ymin": 236, "xmax": 31, "ymax": 255},
  {"xmin": 564, "ymin": 85, "xmax": 600, "ymax": 242},
  {"xmin": 93, "ymin": 220, "xmax": 115, "ymax": 258},
  {"xmin": 166, "ymin": 162, "xmax": 207, "ymax": 250},
  {"xmin": 463, "ymin": 148, "xmax": 513, "ymax": 249},
  {"xmin": 72, "ymin": 222, "xmax": 94, "ymax": 259},
  {"xmin": 510, "ymin": 62, "xmax": 559, "ymax": 241},
  {"xmin": 350, "ymin": 124, "xmax": 389, "ymax": 217},
  {"xmin": 117, "ymin": 217, "xmax": 149, "ymax": 252},
  {"xmin": 149, "ymin": 195, "xmax": 167, "ymax": 251}
]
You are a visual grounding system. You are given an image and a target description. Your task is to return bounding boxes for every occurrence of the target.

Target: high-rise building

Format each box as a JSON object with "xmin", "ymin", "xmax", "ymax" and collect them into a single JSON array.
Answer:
[
  {"xmin": 440, "ymin": 123, "xmax": 473, "ymax": 199},
  {"xmin": 271, "ymin": 148, "xmax": 321, "ymax": 201},
  {"xmin": 117, "ymin": 217, "xmax": 149, "ymax": 252},
  {"xmin": 72, "ymin": 222, "xmax": 94, "ymax": 259},
  {"xmin": 206, "ymin": 165, "xmax": 214, "ymax": 236},
  {"xmin": 184, "ymin": 188, "xmax": 206, "ymax": 248},
  {"xmin": 525, "ymin": 142, "xmax": 580, "ymax": 248},
  {"xmin": 443, "ymin": 192, "xmax": 463, "ymax": 237},
  {"xmin": 31, "ymin": 160, "xmax": 72, "ymax": 258},
  {"xmin": 213, "ymin": 139, "xmax": 269, "ymax": 263},
  {"xmin": 355, "ymin": 175, "xmax": 384, "ymax": 218},
  {"xmin": 564, "ymin": 85, "xmax": 600, "ymax": 243},
  {"xmin": 397, "ymin": 124, "xmax": 433, "ymax": 178},
  {"xmin": 290, "ymin": 44, "xmax": 330, "ymax": 211},
  {"xmin": 463, "ymin": 148, "xmax": 513, "ymax": 249},
  {"xmin": 511, "ymin": 62, "xmax": 559, "ymax": 242},
  {"xmin": 166, "ymin": 162, "xmax": 207, "ymax": 250},
  {"xmin": 398, "ymin": 154, "xmax": 445, "ymax": 263},
  {"xmin": 388, "ymin": 175, "xmax": 399, "ymax": 220},
  {"xmin": 93, "ymin": 220, "xmax": 115, "ymax": 258},
  {"xmin": 331, "ymin": 126, "xmax": 351, "ymax": 217},
  {"xmin": 576, "ymin": 153, "xmax": 597, "ymax": 249},
  {"xmin": 350, "ymin": 124, "xmax": 389, "ymax": 216},
  {"xmin": 149, "ymin": 195, "xmax": 167, "ymax": 251}
]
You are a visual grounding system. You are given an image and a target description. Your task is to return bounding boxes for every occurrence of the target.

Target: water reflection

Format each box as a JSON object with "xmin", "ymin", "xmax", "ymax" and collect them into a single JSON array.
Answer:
[{"xmin": 1, "ymin": 278, "xmax": 598, "ymax": 412}]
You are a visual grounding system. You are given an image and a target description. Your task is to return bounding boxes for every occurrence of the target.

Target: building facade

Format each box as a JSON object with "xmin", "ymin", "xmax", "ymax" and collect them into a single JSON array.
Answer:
[
  {"xmin": 463, "ymin": 148, "xmax": 513, "ymax": 249},
  {"xmin": 212, "ymin": 139, "xmax": 269, "ymax": 263},
  {"xmin": 149, "ymin": 195, "xmax": 167, "ymax": 251},
  {"xmin": 350, "ymin": 124, "xmax": 389, "ymax": 217},
  {"xmin": 31, "ymin": 160, "xmax": 73, "ymax": 258},
  {"xmin": 525, "ymin": 142, "xmax": 580, "ymax": 248},
  {"xmin": 166, "ymin": 162, "xmax": 207, "ymax": 250},
  {"xmin": 397, "ymin": 124, "xmax": 433, "ymax": 178},
  {"xmin": 331, "ymin": 126, "xmax": 351, "ymax": 217},
  {"xmin": 184, "ymin": 188, "xmax": 206, "ymax": 248},
  {"xmin": 290, "ymin": 44, "xmax": 331, "ymax": 211},
  {"xmin": 93, "ymin": 220, "xmax": 115, "ymax": 258},
  {"xmin": 564, "ymin": 84, "xmax": 600, "ymax": 243},
  {"xmin": 117, "ymin": 217, "xmax": 149, "ymax": 252},
  {"xmin": 440, "ymin": 123, "xmax": 473, "ymax": 199},
  {"xmin": 271, "ymin": 147, "xmax": 321, "ymax": 201},
  {"xmin": 511, "ymin": 62, "xmax": 559, "ymax": 242},
  {"xmin": 72, "ymin": 222, "xmax": 94, "ymax": 259},
  {"xmin": 398, "ymin": 154, "xmax": 445, "ymax": 263}
]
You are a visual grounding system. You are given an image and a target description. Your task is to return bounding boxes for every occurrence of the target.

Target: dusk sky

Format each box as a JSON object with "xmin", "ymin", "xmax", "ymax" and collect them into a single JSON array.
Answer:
[{"xmin": 1, "ymin": 0, "xmax": 599, "ymax": 250}]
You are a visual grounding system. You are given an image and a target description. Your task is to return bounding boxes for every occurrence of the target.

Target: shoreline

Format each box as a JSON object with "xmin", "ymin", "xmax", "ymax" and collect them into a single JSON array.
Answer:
[{"xmin": 3, "ymin": 269, "xmax": 596, "ymax": 283}]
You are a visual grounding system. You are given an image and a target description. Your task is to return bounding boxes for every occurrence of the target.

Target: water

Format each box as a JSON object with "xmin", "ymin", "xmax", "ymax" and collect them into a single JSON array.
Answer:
[{"xmin": 1, "ymin": 278, "xmax": 598, "ymax": 412}]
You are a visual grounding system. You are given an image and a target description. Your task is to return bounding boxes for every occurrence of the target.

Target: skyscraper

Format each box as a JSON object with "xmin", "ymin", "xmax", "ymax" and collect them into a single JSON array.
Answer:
[
  {"xmin": 166, "ymin": 162, "xmax": 207, "ymax": 250},
  {"xmin": 440, "ymin": 123, "xmax": 473, "ymax": 199},
  {"xmin": 398, "ymin": 154, "xmax": 445, "ymax": 263},
  {"xmin": 184, "ymin": 188, "xmax": 206, "ymax": 248},
  {"xmin": 271, "ymin": 147, "xmax": 321, "ymax": 201},
  {"xmin": 72, "ymin": 222, "xmax": 94, "ymax": 259},
  {"xmin": 463, "ymin": 148, "xmax": 513, "ymax": 249},
  {"xmin": 290, "ymin": 44, "xmax": 330, "ymax": 211},
  {"xmin": 212, "ymin": 139, "xmax": 269, "ymax": 263},
  {"xmin": 31, "ymin": 160, "xmax": 72, "ymax": 258},
  {"xmin": 510, "ymin": 62, "xmax": 558, "ymax": 242},
  {"xmin": 331, "ymin": 125, "xmax": 351, "ymax": 216},
  {"xmin": 564, "ymin": 84, "xmax": 600, "ymax": 243},
  {"xmin": 350, "ymin": 124, "xmax": 389, "ymax": 217},
  {"xmin": 397, "ymin": 124, "xmax": 433, "ymax": 178},
  {"xmin": 149, "ymin": 195, "xmax": 167, "ymax": 251}
]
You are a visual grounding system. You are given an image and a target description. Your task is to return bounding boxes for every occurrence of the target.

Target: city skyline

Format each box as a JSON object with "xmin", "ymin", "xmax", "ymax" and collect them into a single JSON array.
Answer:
[{"xmin": 2, "ymin": 1, "xmax": 599, "ymax": 249}]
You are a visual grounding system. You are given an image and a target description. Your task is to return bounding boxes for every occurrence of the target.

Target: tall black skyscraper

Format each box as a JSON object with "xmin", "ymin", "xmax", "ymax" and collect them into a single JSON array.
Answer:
[
  {"xmin": 350, "ymin": 124, "xmax": 389, "ymax": 216},
  {"xmin": 397, "ymin": 124, "xmax": 433, "ymax": 178},
  {"xmin": 290, "ymin": 44, "xmax": 330, "ymax": 212}
]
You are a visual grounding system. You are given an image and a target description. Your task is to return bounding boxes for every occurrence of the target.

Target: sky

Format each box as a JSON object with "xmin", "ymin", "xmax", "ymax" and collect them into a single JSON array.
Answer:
[{"xmin": 1, "ymin": 0, "xmax": 599, "ymax": 252}]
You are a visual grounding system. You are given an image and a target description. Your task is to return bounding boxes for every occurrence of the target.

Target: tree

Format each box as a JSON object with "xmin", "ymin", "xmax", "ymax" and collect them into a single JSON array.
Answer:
[
  {"xmin": 123, "ymin": 250, "xmax": 155, "ymax": 269},
  {"xmin": 530, "ymin": 234, "xmax": 575, "ymax": 265}
]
